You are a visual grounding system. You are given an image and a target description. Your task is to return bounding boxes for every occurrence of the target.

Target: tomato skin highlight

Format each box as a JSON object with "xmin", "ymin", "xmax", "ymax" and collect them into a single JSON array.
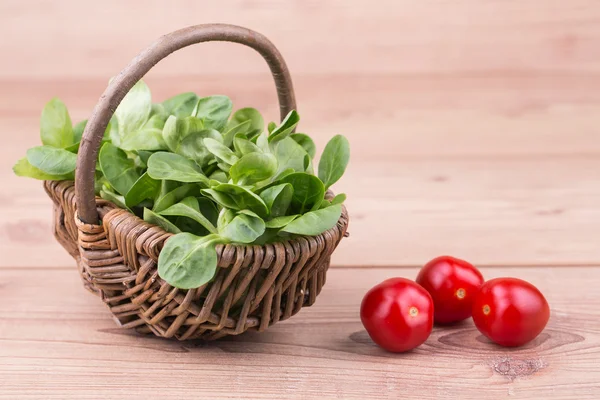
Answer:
[
  {"xmin": 416, "ymin": 256, "xmax": 484, "ymax": 324},
  {"xmin": 360, "ymin": 278, "xmax": 434, "ymax": 352},
  {"xmin": 472, "ymin": 277, "xmax": 550, "ymax": 347}
]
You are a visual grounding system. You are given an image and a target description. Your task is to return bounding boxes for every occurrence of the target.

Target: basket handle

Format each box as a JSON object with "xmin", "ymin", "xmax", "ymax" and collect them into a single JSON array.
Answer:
[{"xmin": 75, "ymin": 24, "xmax": 296, "ymax": 225}]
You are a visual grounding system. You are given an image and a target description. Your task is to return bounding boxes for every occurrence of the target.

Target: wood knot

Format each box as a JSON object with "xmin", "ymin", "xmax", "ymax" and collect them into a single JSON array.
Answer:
[{"xmin": 491, "ymin": 356, "xmax": 546, "ymax": 381}]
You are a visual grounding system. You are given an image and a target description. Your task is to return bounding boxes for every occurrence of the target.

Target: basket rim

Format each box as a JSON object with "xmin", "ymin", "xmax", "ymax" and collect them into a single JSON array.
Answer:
[{"xmin": 50, "ymin": 180, "xmax": 349, "ymax": 265}]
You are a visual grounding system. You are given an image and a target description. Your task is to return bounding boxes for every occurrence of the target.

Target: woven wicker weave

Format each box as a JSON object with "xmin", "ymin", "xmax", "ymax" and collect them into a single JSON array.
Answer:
[{"xmin": 43, "ymin": 24, "xmax": 349, "ymax": 340}]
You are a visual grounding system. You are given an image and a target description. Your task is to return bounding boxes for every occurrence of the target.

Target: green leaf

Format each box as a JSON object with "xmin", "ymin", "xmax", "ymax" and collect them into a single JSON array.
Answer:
[
  {"xmin": 202, "ymin": 183, "xmax": 268, "ymax": 217},
  {"xmin": 280, "ymin": 172, "xmax": 325, "ymax": 214},
  {"xmin": 280, "ymin": 204, "xmax": 342, "ymax": 236},
  {"xmin": 147, "ymin": 152, "xmax": 209, "ymax": 184},
  {"xmin": 162, "ymin": 92, "xmax": 198, "ymax": 117},
  {"xmin": 291, "ymin": 133, "xmax": 316, "ymax": 159},
  {"xmin": 157, "ymin": 180, "xmax": 180, "ymax": 197},
  {"xmin": 273, "ymin": 137, "xmax": 309, "ymax": 175},
  {"xmin": 13, "ymin": 157, "xmax": 72, "ymax": 181},
  {"xmin": 217, "ymin": 162, "xmax": 231, "ymax": 173},
  {"xmin": 265, "ymin": 214, "xmax": 299, "ymax": 229},
  {"xmin": 227, "ymin": 107, "xmax": 264, "ymax": 138},
  {"xmin": 197, "ymin": 197, "xmax": 219, "ymax": 227},
  {"xmin": 318, "ymin": 135, "xmax": 350, "ymax": 189},
  {"xmin": 136, "ymin": 150, "xmax": 154, "ymax": 167},
  {"xmin": 217, "ymin": 209, "xmax": 235, "ymax": 232},
  {"xmin": 267, "ymin": 121, "xmax": 277, "ymax": 134},
  {"xmin": 73, "ymin": 120, "xmax": 87, "ymax": 143},
  {"xmin": 115, "ymin": 80, "xmax": 152, "ymax": 142},
  {"xmin": 209, "ymin": 170, "xmax": 228, "ymax": 183},
  {"xmin": 153, "ymin": 183, "xmax": 201, "ymax": 213},
  {"xmin": 331, "ymin": 193, "xmax": 346, "ymax": 205},
  {"xmin": 159, "ymin": 196, "xmax": 218, "ymax": 234},
  {"xmin": 256, "ymin": 131, "xmax": 269, "ymax": 152},
  {"xmin": 40, "ymin": 98, "xmax": 74, "ymax": 148},
  {"xmin": 233, "ymin": 136, "xmax": 261, "ymax": 157},
  {"xmin": 120, "ymin": 114, "xmax": 168, "ymax": 151},
  {"xmin": 259, "ymin": 183, "xmax": 293, "ymax": 217},
  {"xmin": 203, "ymin": 138, "xmax": 239, "ymax": 165},
  {"xmin": 229, "ymin": 152, "xmax": 277, "ymax": 185},
  {"xmin": 268, "ymin": 110, "xmax": 299, "ymax": 143},
  {"xmin": 170, "ymin": 197, "xmax": 219, "ymax": 236},
  {"xmin": 222, "ymin": 120, "xmax": 251, "ymax": 147},
  {"xmin": 178, "ymin": 129, "xmax": 222, "ymax": 166},
  {"xmin": 158, "ymin": 233, "xmax": 221, "ymax": 289},
  {"xmin": 100, "ymin": 188, "xmax": 131, "ymax": 212},
  {"xmin": 162, "ymin": 115, "xmax": 205, "ymax": 153},
  {"xmin": 194, "ymin": 95, "xmax": 233, "ymax": 131},
  {"xmin": 26, "ymin": 146, "xmax": 77, "ymax": 175},
  {"xmin": 99, "ymin": 143, "xmax": 140, "ymax": 195},
  {"xmin": 219, "ymin": 210, "xmax": 265, "ymax": 243},
  {"xmin": 143, "ymin": 208, "xmax": 181, "ymax": 234},
  {"xmin": 125, "ymin": 172, "xmax": 160, "ymax": 208}
]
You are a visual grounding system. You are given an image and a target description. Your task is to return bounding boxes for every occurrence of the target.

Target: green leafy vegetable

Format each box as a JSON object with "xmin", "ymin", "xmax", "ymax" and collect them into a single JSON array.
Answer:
[
  {"xmin": 147, "ymin": 152, "xmax": 208, "ymax": 184},
  {"xmin": 280, "ymin": 172, "xmax": 325, "ymax": 214},
  {"xmin": 162, "ymin": 92, "xmax": 198, "ymax": 117},
  {"xmin": 162, "ymin": 115, "xmax": 205, "ymax": 153},
  {"xmin": 194, "ymin": 95, "xmax": 233, "ymax": 131},
  {"xmin": 219, "ymin": 210, "xmax": 265, "ymax": 243},
  {"xmin": 153, "ymin": 183, "xmax": 201, "ymax": 213},
  {"xmin": 259, "ymin": 183, "xmax": 293, "ymax": 217},
  {"xmin": 227, "ymin": 108, "xmax": 264, "ymax": 138},
  {"xmin": 114, "ymin": 80, "xmax": 152, "ymax": 146},
  {"xmin": 40, "ymin": 98, "xmax": 74, "ymax": 149},
  {"xmin": 13, "ymin": 157, "xmax": 73, "ymax": 181},
  {"xmin": 178, "ymin": 129, "xmax": 222, "ymax": 166},
  {"xmin": 291, "ymin": 133, "xmax": 316, "ymax": 159},
  {"xmin": 125, "ymin": 172, "xmax": 161, "ymax": 208},
  {"xmin": 26, "ymin": 146, "xmax": 77, "ymax": 175},
  {"xmin": 100, "ymin": 188, "xmax": 131, "ymax": 211},
  {"xmin": 265, "ymin": 214, "xmax": 299, "ymax": 229},
  {"xmin": 233, "ymin": 136, "xmax": 261, "ymax": 156},
  {"xmin": 202, "ymin": 183, "xmax": 268, "ymax": 217},
  {"xmin": 331, "ymin": 193, "xmax": 347, "ymax": 205},
  {"xmin": 159, "ymin": 196, "xmax": 218, "ymax": 234},
  {"xmin": 273, "ymin": 137, "xmax": 309, "ymax": 175},
  {"xmin": 158, "ymin": 233, "xmax": 221, "ymax": 289},
  {"xmin": 280, "ymin": 204, "xmax": 342, "ymax": 236},
  {"xmin": 99, "ymin": 143, "xmax": 140, "ymax": 195},
  {"xmin": 203, "ymin": 138, "xmax": 239, "ymax": 165},
  {"xmin": 143, "ymin": 208, "xmax": 182, "ymax": 234},
  {"xmin": 15, "ymin": 80, "xmax": 350, "ymax": 291},
  {"xmin": 318, "ymin": 135, "xmax": 350, "ymax": 189},
  {"xmin": 229, "ymin": 152, "xmax": 277, "ymax": 185},
  {"xmin": 268, "ymin": 110, "xmax": 299, "ymax": 143},
  {"xmin": 72, "ymin": 120, "xmax": 87, "ymax": 144}
]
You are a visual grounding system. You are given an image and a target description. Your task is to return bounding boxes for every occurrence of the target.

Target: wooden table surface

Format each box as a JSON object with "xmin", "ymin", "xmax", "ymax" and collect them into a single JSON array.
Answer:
[{"xmin": 1, "ymin": 1, "xmax": 599, "ymax": 399}]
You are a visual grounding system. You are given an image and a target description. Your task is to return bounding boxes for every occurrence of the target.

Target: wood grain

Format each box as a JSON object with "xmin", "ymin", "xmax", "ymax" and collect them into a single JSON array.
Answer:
[
  {"xmin": 2, "ymin": 1, "xmax": 600, "ymax": 267},
  {"xmin": 2, "ymin": 75, "xmax": 600, "ymax": 267},
  {"xmin": 2, "ymin": 1, "xmax": 599, "ymax": 398},
  {"xmin": 0, "ymin": 266, "xmax": 599, "ymax": 399}
]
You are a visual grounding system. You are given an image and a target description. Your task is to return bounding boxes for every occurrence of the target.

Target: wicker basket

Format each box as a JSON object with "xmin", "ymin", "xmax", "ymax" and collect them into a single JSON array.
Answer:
[{"xmin": 43, "ymin": 24, "xmax": 349, "ymax": 341}]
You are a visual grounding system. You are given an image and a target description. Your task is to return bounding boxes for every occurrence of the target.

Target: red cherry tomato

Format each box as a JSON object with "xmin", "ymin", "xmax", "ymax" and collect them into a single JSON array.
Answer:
[
  {"xmin": 472, "ymin": 277, "xmax": 550, "ymax": 347},
  {"xmin": 416, "ymin": 256, "xmax": 484, "ymax": 324},
  {"xmin": 360, "ymin": 278, "xmax": 433, "ymax": 352}
]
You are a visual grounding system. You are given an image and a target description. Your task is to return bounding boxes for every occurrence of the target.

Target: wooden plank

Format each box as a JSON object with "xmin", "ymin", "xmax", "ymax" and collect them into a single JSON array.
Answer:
[
  {"xmin": 1, "ymin": 0, "xmax": 600, "ymax": 77},
  {"xmin": 0, "ymin": 266, "xmax": 599, "ymax": 399},
  {"xmin": 3, "ymin": 149, "xmax": 600, "ymax": 267}
]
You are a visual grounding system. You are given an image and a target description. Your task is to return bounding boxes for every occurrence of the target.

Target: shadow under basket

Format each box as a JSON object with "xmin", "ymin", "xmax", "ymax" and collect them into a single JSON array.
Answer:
[{"xmin": 45, "ymin": 180, "xmax": 349, "ymax": 340}]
